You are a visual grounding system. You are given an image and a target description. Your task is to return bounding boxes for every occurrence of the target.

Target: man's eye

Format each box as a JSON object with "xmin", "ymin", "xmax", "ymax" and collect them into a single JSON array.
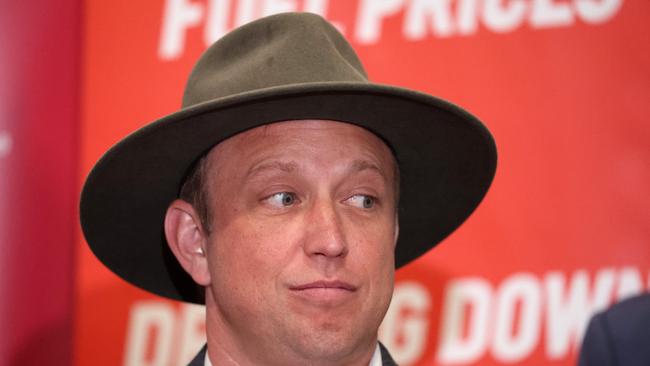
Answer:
[
  {"xmin": 266, "ymin": 192, "xmax": 297, "ymax": 207},
  {"xmin": 346, "ymin": 194, "xmax": 375, "ymax": 209}
]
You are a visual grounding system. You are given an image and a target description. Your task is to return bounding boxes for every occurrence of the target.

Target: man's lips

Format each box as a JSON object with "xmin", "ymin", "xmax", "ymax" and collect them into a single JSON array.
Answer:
[
  {"xmin": 289, "ymin": 280, "xmax": 357, "ymax": 292},
  {"xmin": 288, "ymin": 280, "xmax": 358, "ymax": 305}
]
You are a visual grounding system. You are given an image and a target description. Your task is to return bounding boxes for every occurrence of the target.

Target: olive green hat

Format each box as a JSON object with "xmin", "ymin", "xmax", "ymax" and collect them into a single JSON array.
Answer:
[{"xmin": 80, "ymin": 12, "xmax": 497, "ymax": 303}]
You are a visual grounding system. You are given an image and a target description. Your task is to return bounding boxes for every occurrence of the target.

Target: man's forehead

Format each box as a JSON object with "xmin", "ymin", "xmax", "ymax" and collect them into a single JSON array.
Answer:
[
  {"xmin": 245, "ymin": 158, "xmax": 391, "ymax": 181},
  {"xmin": 206, "ymin": 119, "xmax": 395, "ymax": 163},
  {"xmin": 198, "ymin": 120, "xmax": 399, "ymax": 195}
]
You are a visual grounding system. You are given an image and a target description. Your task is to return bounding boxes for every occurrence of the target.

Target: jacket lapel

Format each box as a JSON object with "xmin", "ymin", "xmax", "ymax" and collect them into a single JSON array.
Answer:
[
  {"xmin": 187, "ymin": 344, "xmax": 207, "ymax": 366},
  {"xmin": 379, "ymin": 342, "xmax": 399, "ymax": 366}
]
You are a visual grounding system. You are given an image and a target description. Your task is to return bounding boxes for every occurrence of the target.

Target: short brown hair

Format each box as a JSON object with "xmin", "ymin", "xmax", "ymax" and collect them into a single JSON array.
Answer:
[{"xmin": 179, "ymin": 155, "xmax": 212, "ymax": 234}]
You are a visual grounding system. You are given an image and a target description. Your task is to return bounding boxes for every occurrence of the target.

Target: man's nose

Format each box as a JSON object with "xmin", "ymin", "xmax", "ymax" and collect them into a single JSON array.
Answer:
[{"xmin": 303, "ymin": 199, "xmax": 348, "ymax": 260}]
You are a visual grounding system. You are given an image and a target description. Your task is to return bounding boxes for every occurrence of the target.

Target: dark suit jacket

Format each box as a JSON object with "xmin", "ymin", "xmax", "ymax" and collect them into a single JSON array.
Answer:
[
  {"xmin": 188, "ymin": 342, "xmax": 398, "ymax": 366},
  {"xmin": 578, "ymin": 293, "xmax": 650, "ymax": 366}
]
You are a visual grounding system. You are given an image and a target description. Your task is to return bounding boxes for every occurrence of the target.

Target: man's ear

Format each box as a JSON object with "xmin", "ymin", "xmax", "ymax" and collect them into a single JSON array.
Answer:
[
  {"xmin": 393, "ymin": 215, "xmax": 400, "ymax": 248},
  {"xmin": 164, "ymin": 199, "xmax": 211, "ymax": 286}
]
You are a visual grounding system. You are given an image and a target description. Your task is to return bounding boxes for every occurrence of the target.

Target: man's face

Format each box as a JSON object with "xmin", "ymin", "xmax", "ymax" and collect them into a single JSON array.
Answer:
[{"xmin": 202, "ymin": 120, "xmax": 398, "ymax": 363}]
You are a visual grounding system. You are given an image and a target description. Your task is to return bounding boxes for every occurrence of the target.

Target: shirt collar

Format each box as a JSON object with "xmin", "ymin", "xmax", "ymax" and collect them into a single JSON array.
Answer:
[
  {"xmin": 205, "ymin": 343, "xmax": 382, "ymax": 365},
  {"xmin": 369, "ymin": 343, "xmax": 382, "ymax": 366}
]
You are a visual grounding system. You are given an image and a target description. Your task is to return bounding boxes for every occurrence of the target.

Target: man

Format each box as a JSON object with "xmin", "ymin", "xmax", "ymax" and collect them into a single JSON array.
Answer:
[{"xmin": 80, "ymin": 12, "xmax": 496, "ymax": 366}]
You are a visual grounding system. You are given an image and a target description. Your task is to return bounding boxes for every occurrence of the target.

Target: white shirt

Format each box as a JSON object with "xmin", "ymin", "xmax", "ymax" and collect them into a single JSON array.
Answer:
[{"xmin": 204, "ymin": 343, "xmax": 382, "ymax": 366}]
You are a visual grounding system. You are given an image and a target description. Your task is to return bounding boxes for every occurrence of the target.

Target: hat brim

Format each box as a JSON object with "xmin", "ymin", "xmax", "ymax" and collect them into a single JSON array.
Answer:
[{"xmin": 80, "ymin": 81, "xmax": 497, "ymax": 303}]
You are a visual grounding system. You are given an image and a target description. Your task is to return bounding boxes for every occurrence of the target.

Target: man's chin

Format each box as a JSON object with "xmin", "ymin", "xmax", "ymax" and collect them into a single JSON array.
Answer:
[{"xmin": 282, "ymin": 321, "xmax": 376, "ymax": 364}]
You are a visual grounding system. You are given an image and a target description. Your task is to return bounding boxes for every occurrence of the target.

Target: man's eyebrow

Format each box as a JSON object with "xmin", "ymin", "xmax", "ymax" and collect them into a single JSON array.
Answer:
[
  {"xmin": 246, "ymin": 161, "xmax": 299, "ymax": 179},
  {"xmin": 349, "ymin": 159, "xmax": 388, "ymax": 180},
  {"xmin": 245, "ymin": 159, "xmax": 389, "ymax": 180}
]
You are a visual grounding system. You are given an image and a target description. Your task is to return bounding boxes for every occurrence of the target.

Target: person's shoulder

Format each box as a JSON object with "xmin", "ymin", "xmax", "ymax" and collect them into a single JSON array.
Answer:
[
  {"xmin": 579, "ymin": 292, "xmax": 650, "ymax": 366},
  {"xmin": 605, "ymin": 292, "xmax": 650, "ymax": 316},
  {"xmin": 601, "ymin": 293, "xmax": 650, "ymax": 337}
]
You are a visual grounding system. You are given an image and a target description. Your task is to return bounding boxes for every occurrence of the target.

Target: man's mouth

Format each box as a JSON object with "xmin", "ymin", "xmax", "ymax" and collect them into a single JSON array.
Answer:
[
  {"xmin": 290, "ymin": 280, "xmax": 357, "ymax": 291},
  {"xmin": 289, "ymin": 280, "xmax": 358, "ymax": 305}
]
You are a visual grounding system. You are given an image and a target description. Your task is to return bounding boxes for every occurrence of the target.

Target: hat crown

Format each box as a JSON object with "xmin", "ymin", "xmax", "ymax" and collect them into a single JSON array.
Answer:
[{"xmin": 182, "ymin": 13, "xmax": 369, "ymax": 108}]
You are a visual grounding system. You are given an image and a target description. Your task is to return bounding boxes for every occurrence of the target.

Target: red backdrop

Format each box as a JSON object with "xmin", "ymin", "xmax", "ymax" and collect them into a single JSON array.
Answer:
[
  {"xmin": 0, "ymin": 1, "xmax": 79, "ymax": 365},
  {"xmin": 7, "ymin": 0, "xmax": 649, "ymax": 365}
]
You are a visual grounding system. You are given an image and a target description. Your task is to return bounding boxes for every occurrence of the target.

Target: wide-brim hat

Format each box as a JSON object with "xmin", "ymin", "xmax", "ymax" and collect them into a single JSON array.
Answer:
[{"xmin": 80, "ymin": 12, "xmax": 497, "ymax": 304}]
